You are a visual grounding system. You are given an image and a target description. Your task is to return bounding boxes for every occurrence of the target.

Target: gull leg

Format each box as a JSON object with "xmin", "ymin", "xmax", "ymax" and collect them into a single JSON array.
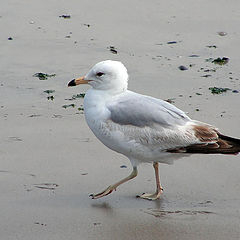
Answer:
[
  {"xmin": 90, "ymin": 167, "xmax": 138, "ymax": 199},
  {"xmin": 139, "ymin": 162, "xmax": 163, "ymax": 200}
]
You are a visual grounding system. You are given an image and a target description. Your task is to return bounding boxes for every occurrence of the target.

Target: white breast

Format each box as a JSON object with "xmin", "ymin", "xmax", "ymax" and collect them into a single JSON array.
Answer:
[{"xmin": 83, "ymin": 89, "xmax": 137, "ymax": 157}]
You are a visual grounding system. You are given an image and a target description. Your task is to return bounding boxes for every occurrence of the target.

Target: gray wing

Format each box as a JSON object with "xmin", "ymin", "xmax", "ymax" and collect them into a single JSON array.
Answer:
[{"xmin": 106, "ymin": 91, "xmax": 191, "ymax": 128}]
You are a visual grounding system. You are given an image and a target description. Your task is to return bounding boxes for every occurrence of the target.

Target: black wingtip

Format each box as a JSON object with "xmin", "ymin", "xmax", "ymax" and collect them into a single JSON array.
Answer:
[{"xmin": 68, "ymin": 79, "xmax": 76, "ymax": 87}]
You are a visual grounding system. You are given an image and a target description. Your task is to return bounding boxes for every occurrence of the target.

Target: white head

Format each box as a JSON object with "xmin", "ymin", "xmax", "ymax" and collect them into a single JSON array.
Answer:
[{"xmin": 68, "ymin": 60, "xmax": 129, "ymax": 93}]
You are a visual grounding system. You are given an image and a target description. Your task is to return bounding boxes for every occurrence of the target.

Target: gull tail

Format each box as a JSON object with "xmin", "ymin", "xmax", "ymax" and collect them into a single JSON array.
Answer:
[{"xmin": 168, "ymin": 133, "xmax": 240, "ymax": 155}]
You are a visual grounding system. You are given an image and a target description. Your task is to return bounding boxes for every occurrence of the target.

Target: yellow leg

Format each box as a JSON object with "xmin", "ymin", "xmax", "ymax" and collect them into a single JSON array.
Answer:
[
  {"xmin": 139, "ymin": 162, "xmax": 163, "ymax": 200},
  {"xmin": 90, "ymin": 167, "xmax": 138, "ymax": 199}
]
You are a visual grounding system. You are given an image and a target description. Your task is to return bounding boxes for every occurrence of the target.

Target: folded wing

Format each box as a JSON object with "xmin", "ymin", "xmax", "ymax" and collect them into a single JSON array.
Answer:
[{"xmin": 106, "ymin": 91, "xmax": 240, "ymax": 154}]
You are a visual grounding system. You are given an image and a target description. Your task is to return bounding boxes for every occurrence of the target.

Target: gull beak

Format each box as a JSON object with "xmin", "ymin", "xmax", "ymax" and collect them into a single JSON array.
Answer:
[{"xmin": 68, "ymin": 76, "xmax": 89, "ymax": 87}]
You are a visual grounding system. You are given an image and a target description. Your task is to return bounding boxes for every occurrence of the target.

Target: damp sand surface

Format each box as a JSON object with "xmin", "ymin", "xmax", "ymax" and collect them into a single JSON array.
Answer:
[{"xmin": 1, "ymin": 0, "xmax": 240, "ymax": 239}]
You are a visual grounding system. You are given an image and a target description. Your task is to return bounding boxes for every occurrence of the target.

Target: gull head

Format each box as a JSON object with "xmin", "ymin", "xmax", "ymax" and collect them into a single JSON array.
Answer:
[{"xmin": 68, "ymin": 60, "xmax": 128, "ymax": 93}]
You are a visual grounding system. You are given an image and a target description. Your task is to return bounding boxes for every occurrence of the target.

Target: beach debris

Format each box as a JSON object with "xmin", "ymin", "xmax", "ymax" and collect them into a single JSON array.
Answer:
[
  {"xmin": 203, "ymin": 68, "xmax": 216, "ymax": 72},
  {"xmin": 108, "ymin": 46, "xmax": 117, "ymax": 54},
  {"xmin": 165, "ymin": 98, "xmax": 175, "ymax": 104},
  {"xmin": 167, "ymin": 41, "xmax": 177, "ymax": 44},
  {"xmin": 47, "ymin": 96, "xmax": 54, "ymax": 101},
  {"xmin": 59, "ymin": 15, "xmax": 71, "ymax": 19},
  {"xmin": 34, "ymin": 183, "xmax": 59, "ymax": 190},
  {"xmin": 29, "ymin": 114, "xmax": 41, "ymax": 118},
  {"xmin": 83, "ymin": 23, "xmax": 90, "ymax": 27},
  {"xmin": 44, "ymin": 90, "xmax": 55, "ymax": 100},
  {"xmin": 199, "ymin": 200, "xmax": 213, "ymax": 205},
  {"xmin": 62, "ymin": 104, "xmax": 75, "ymax": 108},
  {"xmin": 195, "ymin": 93, "xmax": 202, "ymax": 96},
  {"xmin": 34, "ymin": 222, "xmax": 47, "ymax": 226},
  {"xmin": 120, "ymin": 165, "xmax": 127, "ymax": 168},
  {"xmin": 178, "ymin": 65, "xmax": 188, "ymax": 71},
  {"xmin": 232, "ymin": 90, "xmax": 239, "ymax": 93},
  {"xmin": 66, "ymin": 93, "xmax": 85, "ymax": 100},
  {"xmin": 205, "ymin": 57, "xmax": 229, "ymax": 65},
  {"xmin": 189, "ymin": 54, "xmax": 200, "ymax": 57},
  {"xmin": 81, "ymin": 173, "xmax": 88, "ymax": 175},
  {"xmin": 74, "ymin": 93, "xmax": 85, "ymax": 98},
  {"xmin": 206, "ymin": 45, "xmax": 217, "ymax": 48},
  {"xmin": 44, "ymin": 90, "xmax": 55, "ymax": 94},
  {"xmin": 8, "ymin": 37, "xmax": 13, "ymax": 40},
  {"xmin": 201, "ymin": 74, "xmax": 212, "ymax": 78},
  {"xmin": 209, "ymin": 87, "xmax": 231, "ymax": 94},
  {"xmin": 33, "ymin": 73, "xmax": 56, "ymax": 80},
  {"xmin": 93, "ymin": 222, "xmax": 101, "ymax": 226},
  {"xmin": 78, "ymin": 107, "xmax": 84, "ymax": 111},
  {"xmin": 217, "ymin": 31, "xmax": 227, "ymax": 36},
  {"xmin": 212, "ymin": 57, "xmax": 229, "ymax": 65},
  {"xmin": 220, "ymin": 111, "xmax": 226, "ymax": 117}
]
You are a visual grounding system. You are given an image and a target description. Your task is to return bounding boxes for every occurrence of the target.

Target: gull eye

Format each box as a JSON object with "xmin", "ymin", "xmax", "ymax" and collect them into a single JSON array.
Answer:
[{"xmin": 96, "ymin": 72, "xmax": 104, "ymax": 77}]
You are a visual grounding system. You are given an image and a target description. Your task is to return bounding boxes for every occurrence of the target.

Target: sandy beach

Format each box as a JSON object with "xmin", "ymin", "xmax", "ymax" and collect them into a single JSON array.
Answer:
[{"xmin": 1, "ymin": 0, "xmax": 240, "ymax": 239}]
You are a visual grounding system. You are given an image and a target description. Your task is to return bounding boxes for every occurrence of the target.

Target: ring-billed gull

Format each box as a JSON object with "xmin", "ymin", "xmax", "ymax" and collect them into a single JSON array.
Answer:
[{"xmin": 68, "ymin": 60, "xmax": 240, "ymax": 200}]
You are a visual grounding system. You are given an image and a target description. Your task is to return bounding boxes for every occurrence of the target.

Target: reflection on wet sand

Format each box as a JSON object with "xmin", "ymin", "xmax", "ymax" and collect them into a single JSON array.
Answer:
[
  {"xmin": 143, "ymin": 208, "xmax": 214, "ymax": 218},
  {"xmin": 91, "ymin": 202, "xmax": 113, "ymax": 212}
]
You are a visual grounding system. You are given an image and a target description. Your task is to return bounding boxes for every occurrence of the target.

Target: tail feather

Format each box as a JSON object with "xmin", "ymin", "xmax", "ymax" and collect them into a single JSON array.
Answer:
[{"xmin": 168, "ymin": 133, "xmax": 240, "ymax": 155}]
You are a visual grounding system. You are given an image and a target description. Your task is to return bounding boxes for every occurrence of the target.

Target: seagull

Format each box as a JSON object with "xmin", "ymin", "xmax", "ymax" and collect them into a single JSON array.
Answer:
[{"xmin": 68, "ymin": 60, "xmax": 240, "ymax": 200}]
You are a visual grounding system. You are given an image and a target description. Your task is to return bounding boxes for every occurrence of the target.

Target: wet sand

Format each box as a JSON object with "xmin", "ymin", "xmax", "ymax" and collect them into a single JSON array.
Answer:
[{"xmin": 1, "ymin": 0, "xmax": 240, "ymax": 239}]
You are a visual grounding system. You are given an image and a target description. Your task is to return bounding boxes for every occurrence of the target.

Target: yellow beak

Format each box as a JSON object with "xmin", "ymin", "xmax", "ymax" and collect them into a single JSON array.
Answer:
[{"xmin": 68, "ymin": 76, "xmax": 90, "ymax": 87}]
